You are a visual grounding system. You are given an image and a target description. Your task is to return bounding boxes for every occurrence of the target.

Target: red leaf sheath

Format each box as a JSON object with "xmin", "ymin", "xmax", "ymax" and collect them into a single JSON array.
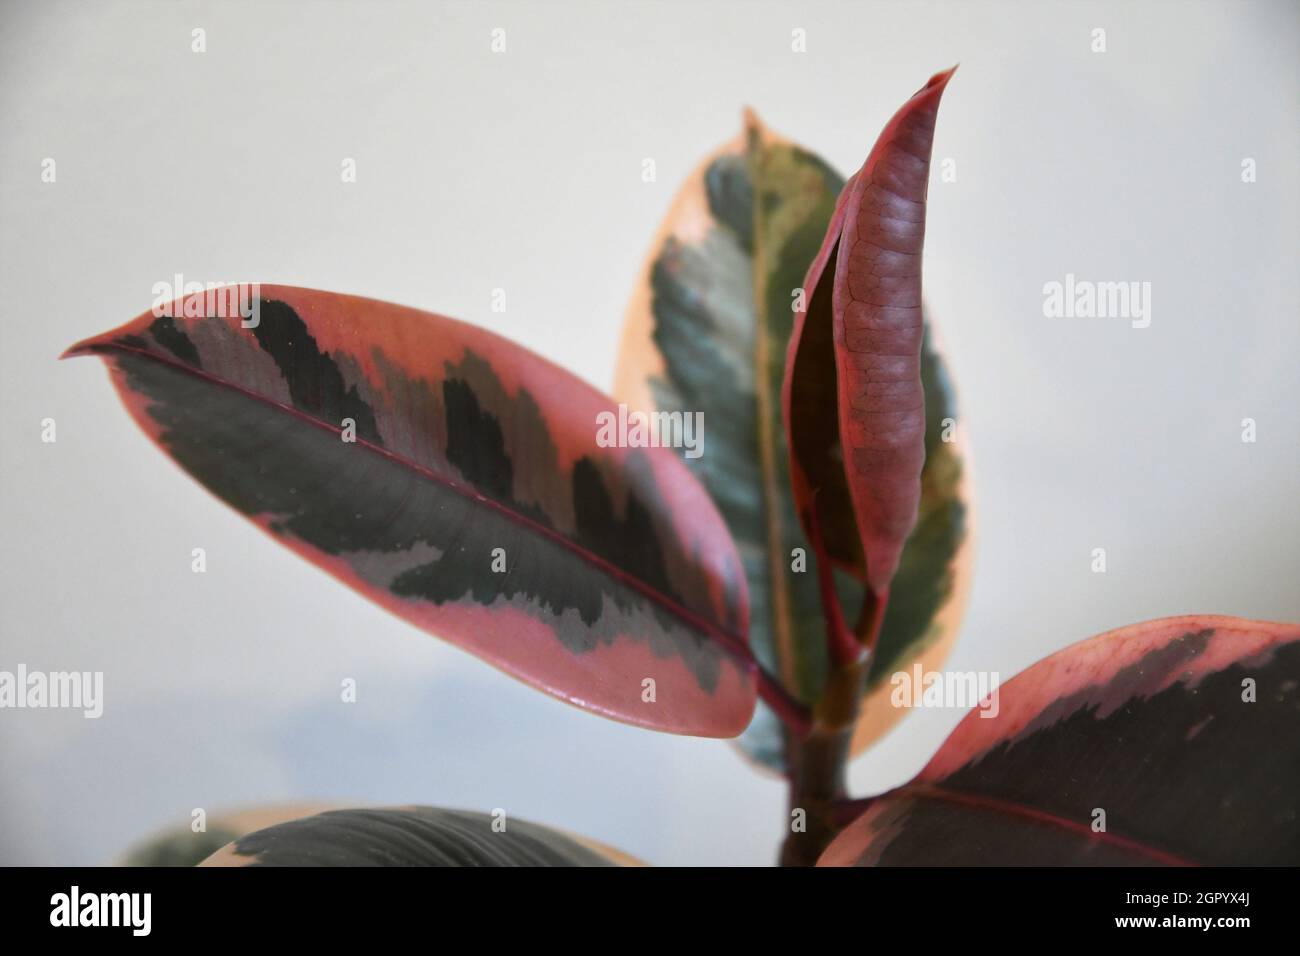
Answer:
[{"xmin": 834, "ymin": 68, "xmax": 953, "ymax": 594}]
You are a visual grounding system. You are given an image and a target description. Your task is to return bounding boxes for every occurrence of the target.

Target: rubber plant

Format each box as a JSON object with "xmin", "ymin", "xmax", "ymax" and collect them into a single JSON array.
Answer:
[{"xmin": 70, "ymin": 69, "xmax": 1300, "ymax": 867}]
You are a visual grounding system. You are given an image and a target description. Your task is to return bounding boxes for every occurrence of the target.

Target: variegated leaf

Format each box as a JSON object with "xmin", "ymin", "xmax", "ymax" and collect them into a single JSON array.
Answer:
[
  {"xmin": 821, "ymin": 616, "xmax": 1300, "ymax": 865},
  {"xmin": 201, "ymin": 806, "xmax": 638, "ymax": 867},
  {"xmin": 66, "ymin": 287, "xmax": 755, "ymax": 736}
]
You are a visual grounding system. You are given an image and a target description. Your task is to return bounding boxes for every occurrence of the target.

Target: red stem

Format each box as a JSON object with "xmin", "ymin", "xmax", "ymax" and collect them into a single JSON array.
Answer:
[
  {"xmin": 803, "ymin": 503, "xmax": 862, "ymax": 667},
  {"xmin": 756, "ymin": 667, "xmax": 813, "ymax": 738},
  {"xmin": 854, "ymin": 585, "xmax": 889, "ymax": 653},
  {"xmin": 831, "ymin": 796, "xmax": 876, "ymax": 827},
  {"xmin": 816, "ymin": 554, "xmax": 860, "ymax": 669}
]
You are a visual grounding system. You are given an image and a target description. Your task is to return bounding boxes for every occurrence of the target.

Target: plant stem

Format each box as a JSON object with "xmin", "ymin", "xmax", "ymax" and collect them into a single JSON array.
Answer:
[
  {"xmin": 780, "ymin": 722, "xmax": 855, "ymax": 866},
  {"xmin": 779, "ymin": 585, "xmax": 891, "ymax": 866},
  {"xmin": 779, "ymin": 654, "xmax": 871, "ymax": 865},
  {"xmin": 756, "ymin": 667, "xmax": 813, "ymax": 738}
]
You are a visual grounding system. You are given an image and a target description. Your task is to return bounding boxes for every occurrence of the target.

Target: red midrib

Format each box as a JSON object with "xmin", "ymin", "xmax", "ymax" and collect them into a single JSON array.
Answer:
[
  {"xmin": 896, "ymin": 782, "xmax": 1197, "ymax": 866},
  {"xmin": 76, "ymin": 339, "xmax": 754, "ymax": 664}
]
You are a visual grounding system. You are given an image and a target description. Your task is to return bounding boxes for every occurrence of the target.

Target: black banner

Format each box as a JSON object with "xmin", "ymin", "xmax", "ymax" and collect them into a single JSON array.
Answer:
[{"xmin": 2, "ymin": 866, "xmax": 1287, "ymax": 941}]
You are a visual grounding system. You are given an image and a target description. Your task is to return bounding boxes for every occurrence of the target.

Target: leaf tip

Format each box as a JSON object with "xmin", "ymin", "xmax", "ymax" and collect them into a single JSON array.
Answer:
[
  {"xmin": 915, "ymin": 65, "xmax": 958, "ymax": 104},
  {"xmin": 59, "ymin": 337, "xmax": 98, "ymax": 361},
  {"xmin": 62, "ymin": 318, "xmax": 144, "ymax": 361},
  {"xmin": 742, "ymin": 106, "xmax": 772, "ymax": 149}
]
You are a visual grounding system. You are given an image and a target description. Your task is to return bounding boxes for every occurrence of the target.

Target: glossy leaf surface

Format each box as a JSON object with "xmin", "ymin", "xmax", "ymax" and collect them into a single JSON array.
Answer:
[
  {"xmin": 66, "ymin": 287, "xmax": 756, "ymax": 736},
  {"xmin": 615, "ymin": 102, "xmax": 970, "ymax": 768},
  {"xmin": 201, "ymin": 806, "xmax": 633, "ymax": 866},
  {"xmin": 820, "ymin": 616, "xmax": 1300, "ymax": 865}
]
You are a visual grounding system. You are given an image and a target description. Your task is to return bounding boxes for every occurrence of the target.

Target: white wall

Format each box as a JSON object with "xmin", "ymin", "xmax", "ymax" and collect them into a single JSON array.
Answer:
[{"xmin": 1, "ymin": 0, "xmax": 1296, "ymax": 865}]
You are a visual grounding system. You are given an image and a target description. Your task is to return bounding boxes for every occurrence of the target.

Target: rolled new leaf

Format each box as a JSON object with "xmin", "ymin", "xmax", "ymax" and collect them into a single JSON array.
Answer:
[
  {"xmin": 64, "ymin": 287, "xmax": 756, "ymax": 737},
  {"xmin": 820, "ymin": 615, "xmax": 1300, "ymax": 865},
  {"xmin": 784, "ymin": 68, "xmax": 955, "ymax": 596},
  {"xmin": 200, "ymin": 807, "xmax": 638, "ymax": 866},
  {"xmin": 614, "ymin": 105, "xmax": 971, "ymax": 769}
]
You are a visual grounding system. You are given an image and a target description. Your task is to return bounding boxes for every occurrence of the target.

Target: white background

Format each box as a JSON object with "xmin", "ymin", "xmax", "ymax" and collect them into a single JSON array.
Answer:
[{"xmin": 1, "ymin": 0, "xmax": 1296, "ymax": 865}]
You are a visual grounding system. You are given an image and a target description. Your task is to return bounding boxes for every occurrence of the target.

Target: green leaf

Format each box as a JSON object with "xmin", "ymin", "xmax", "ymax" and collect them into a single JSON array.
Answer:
[{"xmin": 615, "ymin": 114, "xmax": 971, "ymax": 770}]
